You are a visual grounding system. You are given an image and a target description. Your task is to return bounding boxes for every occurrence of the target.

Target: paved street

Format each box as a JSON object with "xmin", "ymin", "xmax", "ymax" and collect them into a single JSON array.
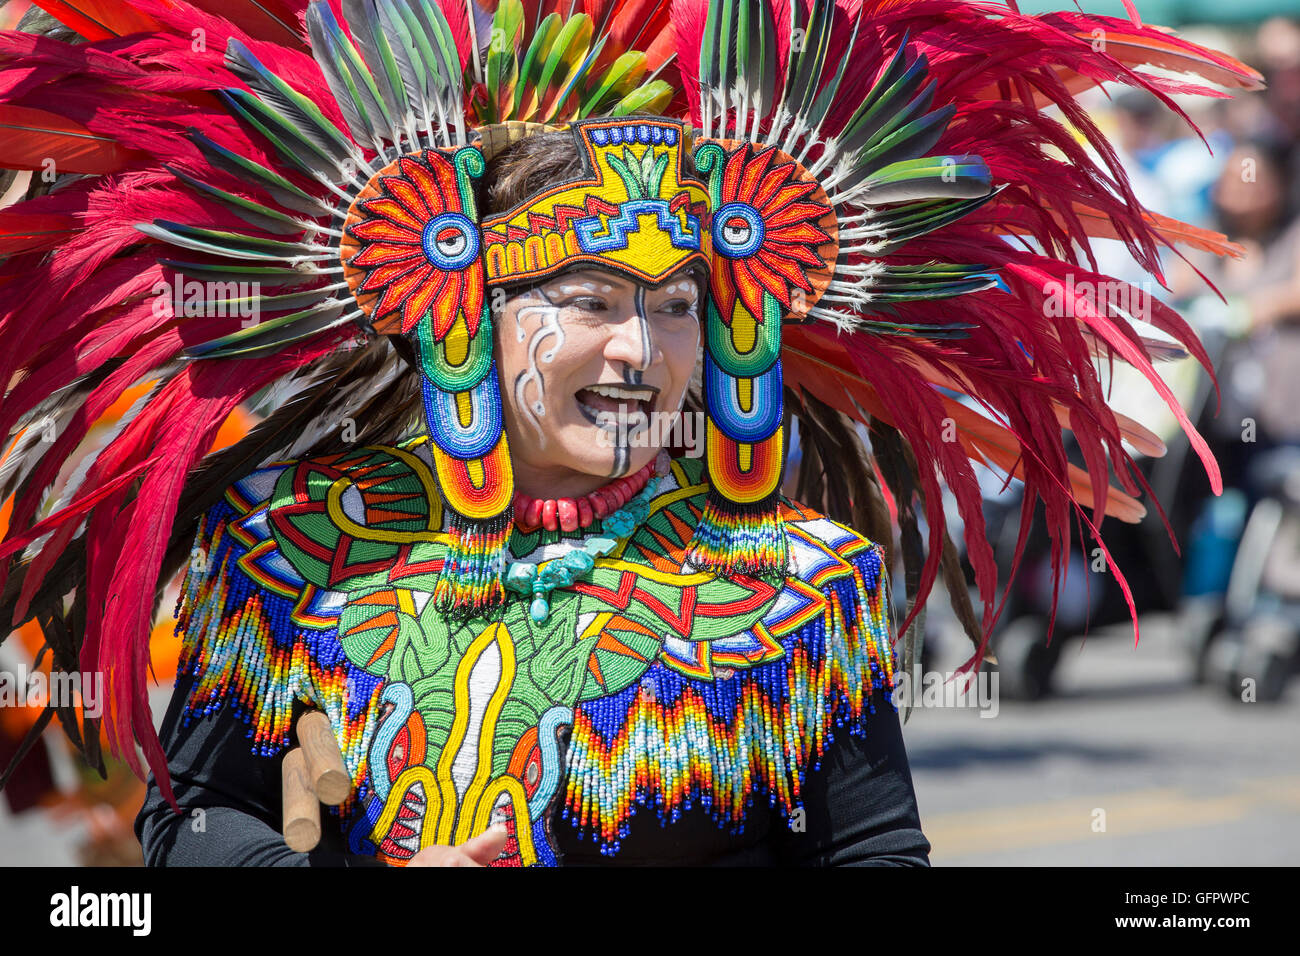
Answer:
[{"xmin": 905, "ymin": 613, "xmax": 1300, "ymax": 865}]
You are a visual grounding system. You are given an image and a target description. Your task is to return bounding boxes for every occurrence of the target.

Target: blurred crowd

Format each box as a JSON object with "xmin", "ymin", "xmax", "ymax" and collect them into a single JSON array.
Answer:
[
  {"xmin": 1100, "ymin": 16, "xmax": 1300, "ymax": 458},
  {"xmin": 967, "ymin": 15, "xmax": 1300, "ymax": 702}
]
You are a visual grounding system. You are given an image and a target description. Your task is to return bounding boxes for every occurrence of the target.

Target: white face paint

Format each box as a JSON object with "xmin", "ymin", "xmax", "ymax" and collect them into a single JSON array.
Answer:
[{"xmin": 512, "ymin": 292, "xmax": 564, "ymax": 447}]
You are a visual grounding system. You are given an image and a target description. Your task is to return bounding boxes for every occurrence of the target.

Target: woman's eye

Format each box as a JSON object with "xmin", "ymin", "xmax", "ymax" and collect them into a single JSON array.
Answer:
[
  {"xmin": 565, "ymin": 296, "xmax": 607, "ymax": 312},
  {"xmin": 659, "ymin": 299, "xmax": 697, "ymax": 317}
]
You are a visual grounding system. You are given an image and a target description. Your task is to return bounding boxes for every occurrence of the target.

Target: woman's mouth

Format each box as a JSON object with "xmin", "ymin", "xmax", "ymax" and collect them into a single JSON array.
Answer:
[{"xmin": 575, "ymin": 384, "xmax": 658, "ymax": 424}]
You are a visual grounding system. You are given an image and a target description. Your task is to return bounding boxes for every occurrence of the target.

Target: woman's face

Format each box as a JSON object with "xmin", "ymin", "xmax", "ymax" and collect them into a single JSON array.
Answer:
[
  {"xmin": 493, "ymin": 266, "xmax": 701, "ymax": 497},
  {"xmin": 1212, "ymin": 145, "xmax": 1286, "ymax": 239}
]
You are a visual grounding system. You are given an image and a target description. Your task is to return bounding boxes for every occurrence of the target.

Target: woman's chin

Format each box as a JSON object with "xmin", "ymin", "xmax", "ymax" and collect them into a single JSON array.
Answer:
[{"xmin": 537, "ymin": 427, "xmax": 658, "ymax": 484}]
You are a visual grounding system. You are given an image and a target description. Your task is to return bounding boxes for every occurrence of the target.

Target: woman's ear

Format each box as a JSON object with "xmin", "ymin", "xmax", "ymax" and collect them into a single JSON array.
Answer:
[{"xmin": 689, "ymin": 264, "xmax": 711, "ymax": 303}]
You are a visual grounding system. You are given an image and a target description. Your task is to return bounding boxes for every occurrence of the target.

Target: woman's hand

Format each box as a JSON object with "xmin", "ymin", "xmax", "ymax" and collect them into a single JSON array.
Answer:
[{"xmin": 403, "ymin": 825, "xmax": 510, "ymax": 867}]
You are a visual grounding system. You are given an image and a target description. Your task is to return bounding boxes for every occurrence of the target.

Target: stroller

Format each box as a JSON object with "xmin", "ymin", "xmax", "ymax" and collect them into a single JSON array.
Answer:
[{"xmin": 1185, "ymin": 327, "xmax": 1300, "ymax": 703}]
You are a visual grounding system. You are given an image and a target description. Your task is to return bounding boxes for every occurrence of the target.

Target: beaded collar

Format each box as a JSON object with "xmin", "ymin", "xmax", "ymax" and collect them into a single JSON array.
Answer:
[{"xmin": 176, "ymin": 442, "xmax": 895, "ymax": 867}]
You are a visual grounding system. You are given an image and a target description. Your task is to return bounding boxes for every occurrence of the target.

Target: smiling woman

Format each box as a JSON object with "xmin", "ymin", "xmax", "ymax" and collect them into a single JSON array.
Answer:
[
  {"xmin": 130, "ymin": 113, "xmax": 932, "ymax": 867},
  {"xmin": 477, "ymin": 126, "xmax": 705, "ymax": 494}
]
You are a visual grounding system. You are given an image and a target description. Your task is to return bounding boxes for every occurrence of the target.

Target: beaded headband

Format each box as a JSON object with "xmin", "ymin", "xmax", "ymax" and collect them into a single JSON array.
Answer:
[{"xmin": 480, "ymin": 118, "xmax": 711, "ymax": 287}]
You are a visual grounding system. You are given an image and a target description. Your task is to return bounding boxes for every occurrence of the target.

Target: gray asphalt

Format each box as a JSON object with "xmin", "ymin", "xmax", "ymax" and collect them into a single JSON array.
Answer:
[{"xmin": 905, "ymin": 612, "xmax": 1300, "ymax": 865}]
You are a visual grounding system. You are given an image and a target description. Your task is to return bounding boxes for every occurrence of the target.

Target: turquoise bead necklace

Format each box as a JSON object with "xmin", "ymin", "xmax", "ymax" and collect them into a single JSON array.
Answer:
[{"xmin": 505, "ymin": 454, "xmax": 669, "ymax": 623}]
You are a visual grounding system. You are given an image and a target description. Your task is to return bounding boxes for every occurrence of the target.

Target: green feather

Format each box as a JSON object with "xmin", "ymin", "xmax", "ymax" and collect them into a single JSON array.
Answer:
[
  {"xmin": 849, "ymin": 105, "xmax": 954, "ymax": 186},
  {"xmin": 376, "ymin": 0, "xmax": 430, "ymax": 128},
  {"xmin": 549, "ymin": 36, "xmax": 605, "ymax": 121},
  {"xmin": 484, "ymin": 0, "xmax": 524, "ymax": 124},
  {"xmin": 839, "ymin": 51, "xmax": 930, "ymax": 157},
  {"xmin": 802, "ymin": 6, "xmax": 860, "ymax": 135},
  {"xmin": 699, "ymin": 0, "xmax": 722, "ymax": 93},
  {"xmin": 535, "ymin": 13, "xmax": 592, "ymax": 121},
  {"xmin": 164, "ymin": 166, "xmax": 309, "ymax": 236},
  {"xmin": 136, "ymin": 221, "xmax": 326, "ymax": 261},
  {"xmin": 786, "ymin": 0, "xmax": 833, "ymax": 123},
  {"xmin": 187, "ymin": 130, "xmax": 324, "ymax": 215},
  {"xmin": 182, "ymin": 301, "xmax": 351, "ymax": 359},
  {"xmin": 514, "ymin": 12, "xmax": 562, "ymax": 117},
  {"xmin": 343, "ymin": 0, "xmax": 408, "ymax": 140},
  {"xmin": 392, "ymin": 0, "xmax": 464, "ymax": 141},
  {"xmin": 736, "ymin": 0, "xmax": 777, "ymax": 127},
  {"xmin": 579, "ymin": 51, "xmax": 646, "ymax": 118},
  {"xmin": 715, "ymin": 0, "xmax": 737, "ymax": 102},
  {"xmin": 852, "ymin": 154, "xmax": 991, "ymax": 204},
  {"xmin": 305, "ymin": 1, "xmax": 393, "ymax": 150},
  {"xmin": 219, "ymin": 89, "xmax": 342, "ymax": 182},
  {"xmin": 608, "ymin": 80, "xmax": 672, "ymax": 117},
  {"xmin": 225, "ymin": 38, "xmax": 355, "ymax": 160},
  {"xmin": 158, "ymin": 259, "xmax": 324, "ymax": 288},
  {"xmin": 408, "ymin": 0, "xmax": 461, "ymax": 96},
  {"xmin": 864, "ymin": 190, "xmax": 1002, "ymax": 247}
]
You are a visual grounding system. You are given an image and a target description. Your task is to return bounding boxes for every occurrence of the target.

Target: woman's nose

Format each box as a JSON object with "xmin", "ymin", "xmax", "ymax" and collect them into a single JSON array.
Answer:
[{"xmin": 604, "ymin": 309, "xmax": 659, "ymax": 370}]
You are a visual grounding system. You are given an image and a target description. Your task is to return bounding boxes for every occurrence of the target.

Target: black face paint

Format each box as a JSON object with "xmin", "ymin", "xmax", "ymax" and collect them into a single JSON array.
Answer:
[
  {"xmin": 633, "ymin": 285, "xmax": 652, "ymax": 373},
  {"xmin": 606, "ymin": 286, "xmax": 656, "ymax": 478},
  {"xmin": 610, "ymin": 440, "xmax": 630, "ymax": 477}
]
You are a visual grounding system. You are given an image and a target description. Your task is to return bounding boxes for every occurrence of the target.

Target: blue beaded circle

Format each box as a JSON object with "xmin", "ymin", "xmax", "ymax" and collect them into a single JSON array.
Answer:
[
  {"xmin": 421, "ymin": 212, "xmax": 480, "ymax": 269},
  {"xmin": 711, "ymin": 202, "xmax": 764, "ymax": 258}
]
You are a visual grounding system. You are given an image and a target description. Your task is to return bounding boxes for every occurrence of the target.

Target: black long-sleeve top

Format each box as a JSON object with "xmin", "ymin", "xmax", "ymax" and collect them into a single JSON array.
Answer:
[{"xmin": 135, "ymin": 671, "xmax": 931, "ymax": 867}]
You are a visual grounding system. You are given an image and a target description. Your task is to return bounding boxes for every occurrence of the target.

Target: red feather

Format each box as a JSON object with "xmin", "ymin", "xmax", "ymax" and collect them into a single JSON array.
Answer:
[
  {"xmin": 28, "ymin": 0, "xmax": 160, "ymax": 39},
  {"xmin": 0, "ymin": 104, "xmax": 140, "ymax": 174}
]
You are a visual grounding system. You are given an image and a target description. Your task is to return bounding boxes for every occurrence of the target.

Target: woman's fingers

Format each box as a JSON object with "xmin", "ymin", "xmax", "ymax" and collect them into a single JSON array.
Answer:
[
  {"xmin": 460, "ymin": 824, "xmax": 510, "ymax": 865},
  {"xmin": 404, "ymin": 824, "xmax": 510, "ymax": 867}
]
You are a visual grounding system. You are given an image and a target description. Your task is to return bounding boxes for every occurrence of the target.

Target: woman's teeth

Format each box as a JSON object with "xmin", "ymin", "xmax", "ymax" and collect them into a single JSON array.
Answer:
[
  {"xmin": 575, "ymin": 384, "xmax": 656, "ymax": 421},
  {"xmin": 588, "ymin": 384, "xmax": 655, "ymax": 402}
]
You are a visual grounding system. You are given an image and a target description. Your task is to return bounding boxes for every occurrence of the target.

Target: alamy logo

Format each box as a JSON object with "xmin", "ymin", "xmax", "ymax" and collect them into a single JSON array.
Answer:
[
  {"xmin": 49, "ymin": 887, "xmax": 151, "ymax": 936},
  {"xmin": 891, "ymin": 669, "xmax": 1000, "ymax": 718},
  {"xmin": 1041, "ymin": 274, "xmax": 1154, "ymax": 322},
  {"xmin": 594, "ymin": 408, "xmax": 705, "ymax": 457},
  {"xmin": 151, "ymin": 275, "xmax": 260, "ymax": 323},
  {"xmin": 0, "ymin": 665, "xmax": 102, "ymax": 718}
]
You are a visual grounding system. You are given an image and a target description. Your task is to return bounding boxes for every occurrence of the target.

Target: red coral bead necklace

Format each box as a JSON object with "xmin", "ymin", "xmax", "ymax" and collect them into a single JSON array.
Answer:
[{"xmin": 513, "ymin": 459, "xmax": 657, "ymax": 533}]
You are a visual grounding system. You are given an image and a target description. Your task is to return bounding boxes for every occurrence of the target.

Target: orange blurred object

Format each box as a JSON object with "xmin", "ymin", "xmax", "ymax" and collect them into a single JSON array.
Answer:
[{"xmin": 1, "ymin": 389, "xmax": 259, "ymax": 775}]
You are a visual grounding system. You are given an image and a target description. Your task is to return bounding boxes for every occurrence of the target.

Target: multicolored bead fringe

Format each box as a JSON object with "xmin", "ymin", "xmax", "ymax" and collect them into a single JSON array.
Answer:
[
  {"xmin": 685, "ymin": 491, "xmax": 789, "ymax": 577},
  {"xmin": 174, "ymin": 502, "xmax": 381, "ymax": 810},
  {"xmin": 431, "ymin": 511, "xmax": 511, "ymax": 617},
  {"xmin": 560, "ymin": 545, "xmax": 892, "ymax": 855}
]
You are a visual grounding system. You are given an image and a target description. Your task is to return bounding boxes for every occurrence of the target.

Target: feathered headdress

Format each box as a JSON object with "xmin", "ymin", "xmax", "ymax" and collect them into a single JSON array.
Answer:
[{"xmin": 0, "ymin": 0, "xmax": 1260, "ymax": 801}]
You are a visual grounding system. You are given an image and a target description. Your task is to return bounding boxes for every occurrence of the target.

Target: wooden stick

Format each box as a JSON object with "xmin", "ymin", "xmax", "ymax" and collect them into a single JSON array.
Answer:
[
  {"xmin": 297, "ymin": 710, "xmax": 351, "ymax": 805},
  {"xmin": 281, "ymin": 748, "xmax": 321, "ymax": 853}
]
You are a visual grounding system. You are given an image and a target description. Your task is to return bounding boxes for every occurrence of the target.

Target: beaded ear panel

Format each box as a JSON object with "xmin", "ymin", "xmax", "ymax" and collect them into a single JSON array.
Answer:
[
  {"xmin": 342, "ymin": 146, "xmax": 512, "ymax": 614},
  {"xmin": 480, "ymin": 117, "xmax": 711, "ymax": 287},
  {"xmin": 687, "ymin": 140, "xmax": 839, "ymax": 576}
]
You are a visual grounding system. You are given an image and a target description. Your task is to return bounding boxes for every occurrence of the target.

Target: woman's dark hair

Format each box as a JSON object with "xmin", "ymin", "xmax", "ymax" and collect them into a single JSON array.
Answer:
[{"xmin": 481, "ymin": 129, "xmax": 587, "ymax": 217}]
